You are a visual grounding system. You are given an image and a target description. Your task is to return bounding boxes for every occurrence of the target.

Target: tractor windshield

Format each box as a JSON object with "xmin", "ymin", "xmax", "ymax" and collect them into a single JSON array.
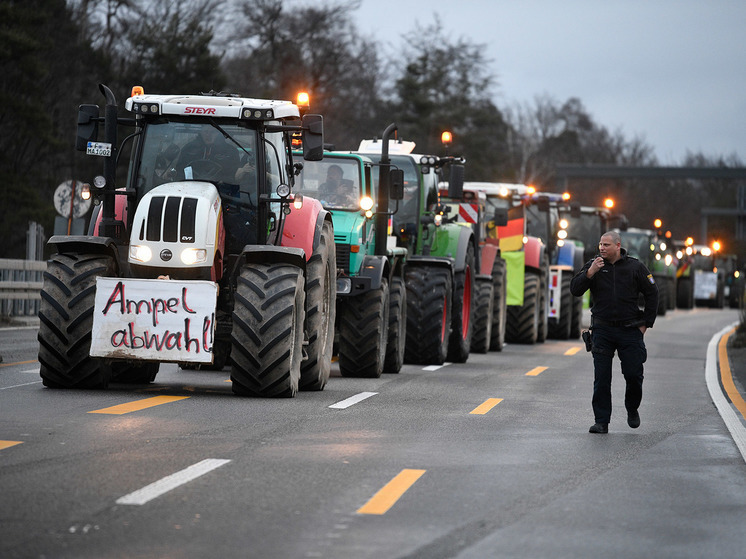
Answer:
[
  {"xmin": 134, "ymin": 119, "xmax": 259, "ymax": 211},
  {"xmin": 296, "ymin": 158, "xmax": 363, "ymax": 210}
]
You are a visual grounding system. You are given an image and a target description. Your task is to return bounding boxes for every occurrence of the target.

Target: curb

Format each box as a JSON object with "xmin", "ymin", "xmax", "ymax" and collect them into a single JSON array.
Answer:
[{"xmin": 706, "ymin": 322, "xmax": 746, "ymax": 464}]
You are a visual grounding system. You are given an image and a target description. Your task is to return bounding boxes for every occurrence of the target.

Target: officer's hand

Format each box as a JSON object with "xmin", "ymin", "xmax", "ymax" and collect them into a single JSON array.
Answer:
[
  {"xmin": 587, "ymin": 256, "xmax": 605, "ymax": 278},
  {"xmin": 639, "ymin": 325, "xmax": 647, "ymax": 335}
]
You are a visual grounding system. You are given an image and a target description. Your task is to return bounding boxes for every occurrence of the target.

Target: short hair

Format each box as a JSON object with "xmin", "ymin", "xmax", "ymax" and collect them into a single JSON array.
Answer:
[
  {"xmin": 327, "ymin": 164, "xmax": 343, "ymax": 177},
  {"xmin": 601, "ymin": 231, "xmax": 621, "ymax": 245}
]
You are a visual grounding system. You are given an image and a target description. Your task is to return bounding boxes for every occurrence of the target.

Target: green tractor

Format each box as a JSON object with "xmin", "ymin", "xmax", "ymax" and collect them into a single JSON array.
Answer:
[
  {"xmin": 356, "ymin": 138, "xmax": 478, "ymax": 364},
  {"xmin": 617, "ymin": 226, "xmax": 676, "ymax": 315},
  {"xmin": 295, "ymin": 125, "xmax": 407, "ymax": 377}
]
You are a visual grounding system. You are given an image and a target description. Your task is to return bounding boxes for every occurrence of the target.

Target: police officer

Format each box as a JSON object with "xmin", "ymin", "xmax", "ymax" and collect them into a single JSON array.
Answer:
[{"xmin": 570, "ymin": 231, "xmax": 658, "ymax": 434}]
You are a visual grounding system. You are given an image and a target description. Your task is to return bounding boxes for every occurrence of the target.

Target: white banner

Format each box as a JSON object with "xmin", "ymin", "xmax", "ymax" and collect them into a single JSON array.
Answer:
[{"xmin": 90, "ymin": 277, "xmax": 218, "ymax": 363}]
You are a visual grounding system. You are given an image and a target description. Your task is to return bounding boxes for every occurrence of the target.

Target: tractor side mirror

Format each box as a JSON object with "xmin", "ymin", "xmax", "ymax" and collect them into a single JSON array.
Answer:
[
  {"xmin": 76, "ymin": 104, "xmax": 100, "ymax": 151},
  {"xmin": 390, "ymin": 169, "xmax": 404, "ymax": 200},
  {"xmin": 448, "ymin": 164, "xmax": 464, "ymax": 199},
  {"xmin": 493, "ymin": 208, "xmax": 509, "ymax": 227},
  {"xmin": 301, "ymin": 114, "xmax": 324, "ymax": 161},
  {"xmin": 570, "ymin": 201, "xmax": 582, "ymax": 218}
]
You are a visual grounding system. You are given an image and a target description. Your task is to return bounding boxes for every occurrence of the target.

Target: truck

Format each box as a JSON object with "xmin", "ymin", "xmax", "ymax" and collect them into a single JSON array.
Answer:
[
  {"xmin": 294, "ymin": 125, "xmax": 407, "ymax": 377},
  {"xmin": 356, "ymin": 139, "xmax": 478, "ymax": 364},
  {"xmin": 37, "ymin": 84, "xmax": 335, "ymax": 397}
]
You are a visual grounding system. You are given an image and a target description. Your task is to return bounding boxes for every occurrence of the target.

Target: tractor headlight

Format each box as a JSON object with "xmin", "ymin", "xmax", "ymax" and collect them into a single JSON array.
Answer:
[
  {"xmin": 360, "ymin": 196, "xmax": 374, "ymax": 211},
  {"xmin": 130, "ymin": 245, "xmax": 153, "ymax": 263},
  {"xmin": 181, "ymin": 248, "xmax": 207, "ymax": 265}
]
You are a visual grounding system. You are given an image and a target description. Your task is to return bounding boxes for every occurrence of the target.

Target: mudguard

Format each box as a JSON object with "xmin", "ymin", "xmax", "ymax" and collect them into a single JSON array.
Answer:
[
  {"xmin": 523, "ymin": 236, "xmax": 545, "ymax": 271},
  {"xmin": 453, "ymin": 226, "xmax": 476, "ymax": 273},
  {"xmin": 47, "ymin": 235, "xmax": 121, "ymax": 263},
  {"xmin": 478, "ymin": 243, "xmax": 499, "ymax": 276},
  {"xmin": 407, "ymin": 254, "xmax": 455, "ymax": 275},
  {"xmin": 359, "ymin": 255, "xmax": 391, "ymax": 290},
  {"xmin": 556, "ymin": 241, "xmax": 577, "ymax": 268},
  {"xmin": 241, "ymin": 245, "xmax": 306, "ymax": 272},
  {"xmin": 282, "ymin": 196, "xmax": 330, "ymax": 262}
]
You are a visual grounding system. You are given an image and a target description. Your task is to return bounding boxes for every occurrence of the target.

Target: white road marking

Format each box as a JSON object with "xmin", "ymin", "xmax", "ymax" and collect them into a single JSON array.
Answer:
[
  {"xmin": 0, "ymin": 381, "xmax": 43, "ymax": 390},
  {"xmin": 329, "ymin": 392, "xmax": 378, "ymax": 409},
  {"xmin": 423, "ymin": 363, "xmax": 452, "ymax": 371},
  {"xmin": 116, "ymin": 459, "xmax": 231, "ymax": 506}
]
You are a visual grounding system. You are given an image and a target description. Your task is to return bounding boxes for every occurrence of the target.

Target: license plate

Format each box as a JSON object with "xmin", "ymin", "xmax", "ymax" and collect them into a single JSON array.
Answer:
[{"xmin": 86, "ymin": 141, "xmax": 112, "ymax": 157}]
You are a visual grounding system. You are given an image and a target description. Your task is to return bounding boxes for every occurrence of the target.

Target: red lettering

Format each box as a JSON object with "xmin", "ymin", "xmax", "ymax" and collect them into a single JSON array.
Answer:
[
  {"xmin": 182, "ymin": 287, "xmax": 197, "ymax": 313},
  {"xmin": 202, "ymin": 314, "xmax": 213, "ymax": 352},
  {"xmin": 184, "ymin": 107, "xmax": 216, "ymax": 115},
  {"xmin": 111, "ymin": 328, "xmax": 127, "ymax": 347},
  {"xmin": 102, "ymin": 281, "xmax": 125, "ymax": 315},
  {"xmin": 184, "ymin": 318, "xmax": 200, "ymax": 353}
]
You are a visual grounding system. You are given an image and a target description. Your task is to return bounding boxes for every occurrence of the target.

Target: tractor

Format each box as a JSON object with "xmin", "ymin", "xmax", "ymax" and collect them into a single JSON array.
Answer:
[{"xmin": 37, "ymin": 84, "xmax": 335, "ymax": 397}]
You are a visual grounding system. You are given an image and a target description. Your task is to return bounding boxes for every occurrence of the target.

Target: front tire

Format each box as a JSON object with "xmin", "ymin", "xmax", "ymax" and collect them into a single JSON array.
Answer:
[
  {"xmin": 37, "ymin": 253, "xmax": 116, "ymax": 389},
  {"xmin": 338, "ymin": 278, "xmax": 389, "ymax": 378},
  {"xmin": 505, "ymin": 273, "xmax": 540, "ymax": 344},
  {"xmin": 230, "ymin": 263, "xmax": 305, "ymax": 397},
  {"xmin": 384, "ymin": 275, "xmax": 406, "ymax": 374},
  {"xmin": 447, "ymin": 243, "xmax": 475, "ymax": 363},
  {"xmin": 404, "ymin": 266, "xmax": 452, "ymax": 365},
  {"xmin": 471, "ymin": 279, "xmax": 494, "ymax": 353},
  {"xmin": 489, "ymin": 257, "xmax": 507, "ymax": 351},
  {"xmin": 300, "ymin": 220, "xmax": 336, "ymax": 391}
]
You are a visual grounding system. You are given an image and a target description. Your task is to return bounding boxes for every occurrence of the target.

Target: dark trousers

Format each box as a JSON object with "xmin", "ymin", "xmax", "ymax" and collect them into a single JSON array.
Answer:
[{"xmin": 590, "ymin": 325, "xmax": 647, "ymax": 424}]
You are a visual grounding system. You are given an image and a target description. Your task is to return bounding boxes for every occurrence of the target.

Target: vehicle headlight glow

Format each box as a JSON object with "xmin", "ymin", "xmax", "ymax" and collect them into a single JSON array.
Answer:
[
  {"xmin": 181, "ymin": 248, "xmax": 207, "ymax": 265},
  {"xmin": 557, "ymin": 229, "xmax": 568, "ymax": 239},
  {"xmin": 130, "ymin": 245, "xmax": 153, "ymax": 263},
  {"xmin": 434, "ymin": 214, "xmax": 443, "ymax": 226},
  {"xmin": 360, "ymin": 196, "xmax": 374, "ymax": 211}
]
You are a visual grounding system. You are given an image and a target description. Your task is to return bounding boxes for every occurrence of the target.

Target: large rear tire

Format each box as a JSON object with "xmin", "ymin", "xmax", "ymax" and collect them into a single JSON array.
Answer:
[
  {"xmin": 677, "ymin": 277, "xmax": 693, "ymax": 309},
  {"xmin": 505, "ymin": 273, "xmax": 540, "ymax": 344},
  {"xmin": 470, "ymin": 279, "xmax": 494, "ymax": 353},
  {"xmin": 384, "ymin": 275, "xmax": 406, "ymax": 374},
  {"xmin": 37, "ymin": 253, "xmax": 115, "ymax": 389},
  {"xmin": 489, "ymin": 257, "xmax": 507, "ymax": 352},
  {"xmin": 338, "ymin": 278, "xmax": 389, "ymax": 378},
  {"xmin": 404, "ymin": 266, "xmax": 452, "ymax": 365},
  {"xmin": 230, "ymin": 263, "xmax": 305, "ymax": 397},
  {"xmin": 447, "ymin": 243, "xmax": 475, "ymax": 363},
  {"xmin": 300, "ymin": 220, "xmax": 336, "ymax": 391},
  {"xmin": 547, "ymin": 273, "xmax": 572, "ymax": 340}
]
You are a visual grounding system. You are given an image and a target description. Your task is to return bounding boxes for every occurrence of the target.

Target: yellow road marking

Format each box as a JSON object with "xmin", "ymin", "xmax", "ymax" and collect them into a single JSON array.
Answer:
[
  {"xmin": 357, "ymin": 469, "xmax": 426, "ymax": 515},
  {"xmin": 525, "ymin": 366, "xmax": 547, "ymax": 376},
  {"xmin": 470, "ymin": 398, "xmax": 503, "ymax": 415},
  {"xmin": 564, "ymin": 347, "xmax": 581, "ymax": 355},
  {"xmin": 718, "ymin": 328, "xmax": 746, "ymax": 420},
  {"xmin": 0, "ymin": 440, "xmax": 23, "ymax": 450},
  {"xmin": 0, "ymin": 359, "xmax": 38, "ymax": 368},
  {"xmin": 88, "ymin": 395, "xmax": 190, "ymax": 415}
]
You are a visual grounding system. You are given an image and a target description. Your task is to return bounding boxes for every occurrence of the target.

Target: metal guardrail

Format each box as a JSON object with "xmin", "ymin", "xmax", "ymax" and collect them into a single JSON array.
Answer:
[{"xmin": 0, "ymin": 259, "xmax": 47, "ymax": 317}]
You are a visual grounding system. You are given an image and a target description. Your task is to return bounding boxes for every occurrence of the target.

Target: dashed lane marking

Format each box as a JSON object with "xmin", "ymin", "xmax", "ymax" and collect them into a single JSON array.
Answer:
[
  {"xmin": 88, "ymin": 395, "xmax": 190, "ymax": 415},
  {"xmin": 0, "ymin": 440, "xmax": 23, "ymax": 451},
  {"xmin": 0, "ymin": 359, "xmax": 38, "ymax": 369},
  {"xmin": 564, "ymin": 347, "xmax": 582, "ymax": 355},
  {"xmin": 423, "ymin": 363, "xmax": 452, "ymax": 371},
  {"xmin": 525, "ymin": 366, "xmax": 548, "ymax": 376},
  {"xmin": 329, "ymin": 392, "xmax": 378, "ymax": 409},
  {"xmin": 357, "ymin": 469, "xmax": 426, "ymax": 515},
  {"xmin": 116, "ymin": 458, "xmax": 231, "ymax": 505},
  {"xmin": 470, "ymin": 398, "xmax": 503, "ymax": 415}
]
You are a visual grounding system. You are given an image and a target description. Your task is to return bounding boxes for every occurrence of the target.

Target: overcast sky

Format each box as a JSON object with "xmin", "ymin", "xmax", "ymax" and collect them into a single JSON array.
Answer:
[{"xmin": 354, "ymin": 0, "xmax": 745, "ymax": 164}]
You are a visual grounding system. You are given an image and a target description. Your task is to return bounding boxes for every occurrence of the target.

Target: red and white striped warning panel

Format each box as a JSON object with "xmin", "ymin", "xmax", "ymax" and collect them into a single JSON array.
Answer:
[{"xmin": 459, "ymin": 203, "xmax": 479, "ymax": 223}]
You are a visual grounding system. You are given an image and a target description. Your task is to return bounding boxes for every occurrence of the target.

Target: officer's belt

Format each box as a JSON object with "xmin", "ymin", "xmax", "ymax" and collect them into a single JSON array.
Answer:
[{"xmin": 591, "ymin": 317, "xmax": 630, "ymax": 327}]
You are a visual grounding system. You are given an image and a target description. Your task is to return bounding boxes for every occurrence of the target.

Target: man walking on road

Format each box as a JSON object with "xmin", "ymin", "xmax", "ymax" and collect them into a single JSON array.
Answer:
[{"xmin": 570, "ymin": 231, "xmax": 659, "ymax": 434}]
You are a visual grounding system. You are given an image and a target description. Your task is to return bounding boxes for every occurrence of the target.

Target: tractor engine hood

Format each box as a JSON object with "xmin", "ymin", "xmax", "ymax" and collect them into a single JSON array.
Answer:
[{"xmin": 128, "ymin": 181, "xmax": 222, "ymax": 271}]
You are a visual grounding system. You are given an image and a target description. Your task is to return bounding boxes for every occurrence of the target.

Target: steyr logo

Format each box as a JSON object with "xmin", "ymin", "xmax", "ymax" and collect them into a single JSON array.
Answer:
[{"xmin": 184, "ymin": 107, "xmax": 216, "ymax": 115}]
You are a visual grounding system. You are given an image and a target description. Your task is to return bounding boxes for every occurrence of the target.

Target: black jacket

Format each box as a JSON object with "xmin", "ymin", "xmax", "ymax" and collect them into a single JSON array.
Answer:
[{"xmin": 570, "ymin": 248, "xmax": 659, "ymax": 328}]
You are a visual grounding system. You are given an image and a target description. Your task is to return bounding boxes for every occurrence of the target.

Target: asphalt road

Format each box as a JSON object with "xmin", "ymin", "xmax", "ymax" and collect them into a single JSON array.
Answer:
[{"xmin": 1, "ymin": 307, "xmax": 744, "ymax": 559}]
